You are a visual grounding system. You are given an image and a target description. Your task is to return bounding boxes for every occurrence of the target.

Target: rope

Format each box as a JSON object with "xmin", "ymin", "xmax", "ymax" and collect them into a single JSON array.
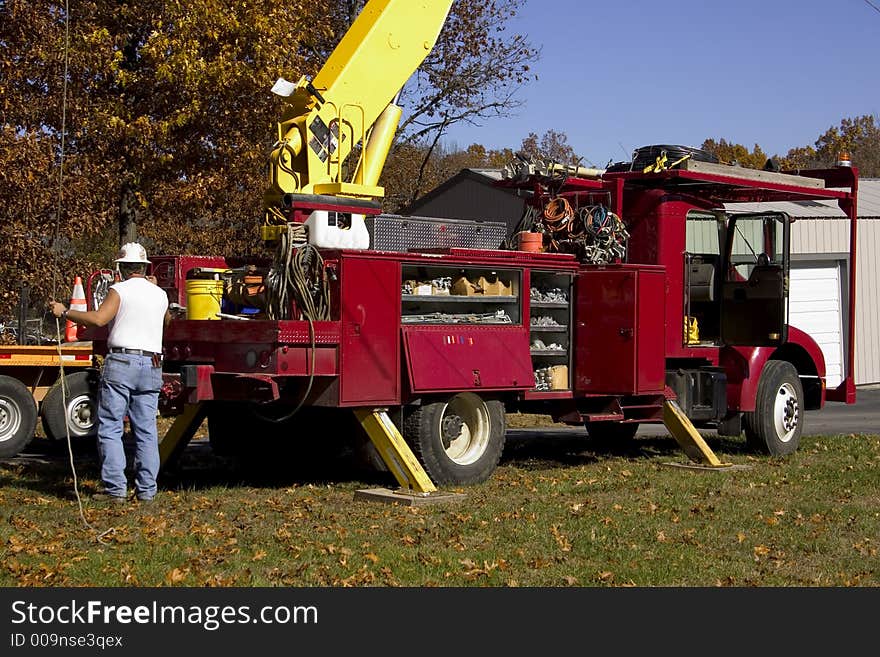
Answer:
[
  {"xmin": 51, "ymin": 2, "xmax": 114, "ymax": 544},
  {"xmin": 50, "ymin": 0, "xmax": 71, "ymax": 300}
]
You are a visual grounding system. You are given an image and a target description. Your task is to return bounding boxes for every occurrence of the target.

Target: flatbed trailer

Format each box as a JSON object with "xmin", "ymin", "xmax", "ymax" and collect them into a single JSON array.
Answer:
[{"xmin": 0, "ymin": 343, "xmax": 95, "ymax": 457}]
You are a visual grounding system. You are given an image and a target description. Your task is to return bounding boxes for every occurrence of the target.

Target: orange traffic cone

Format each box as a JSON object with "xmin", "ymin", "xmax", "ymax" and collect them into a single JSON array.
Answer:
[{"xmin": 65, "ymin": 275, "xmax": 87, "ymax": 342}]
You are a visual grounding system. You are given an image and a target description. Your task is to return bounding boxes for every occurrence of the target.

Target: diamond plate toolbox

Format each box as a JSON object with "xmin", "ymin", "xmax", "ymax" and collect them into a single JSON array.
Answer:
[{"xmin": 365, "ymin": 214, "xmax": 508, "ymax": 252}]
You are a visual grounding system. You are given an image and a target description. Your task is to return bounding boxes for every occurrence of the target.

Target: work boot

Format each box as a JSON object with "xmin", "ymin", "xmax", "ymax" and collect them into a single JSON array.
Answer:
[{"xmin": 92, "ymin": 492, "xmax": 126, "ymax": 505}]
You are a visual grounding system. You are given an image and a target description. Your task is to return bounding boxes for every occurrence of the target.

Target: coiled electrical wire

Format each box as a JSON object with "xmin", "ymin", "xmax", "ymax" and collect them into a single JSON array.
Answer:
[
  {"xmin": 257, "ymin": 223, "xmax": 329, "ymax": 424},
  {"xmin": 264, "ymin": 224, "xmax": 327, "ymax": 321}
]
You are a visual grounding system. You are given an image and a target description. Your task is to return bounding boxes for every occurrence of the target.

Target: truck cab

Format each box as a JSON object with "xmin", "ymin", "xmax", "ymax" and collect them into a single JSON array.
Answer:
[{"xmin": 608, "ymin": 160, "xmax": 858, "ymax": 454}]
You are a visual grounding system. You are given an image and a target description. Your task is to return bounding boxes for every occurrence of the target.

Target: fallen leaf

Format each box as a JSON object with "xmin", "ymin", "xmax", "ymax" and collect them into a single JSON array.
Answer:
[{"xmin": 166, "ymin": 568, "xmax": 187, "ymax": 584}]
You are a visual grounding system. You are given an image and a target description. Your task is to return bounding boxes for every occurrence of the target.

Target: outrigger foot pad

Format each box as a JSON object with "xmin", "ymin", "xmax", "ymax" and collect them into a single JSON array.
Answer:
[{"xmin": 354, "ymin": 488, "xmax": 466, "ymax": 506}]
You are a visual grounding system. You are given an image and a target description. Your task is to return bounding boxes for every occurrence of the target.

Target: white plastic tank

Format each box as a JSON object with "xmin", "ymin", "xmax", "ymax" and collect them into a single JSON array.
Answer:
[{"xmin": 304, "ymin": 211, "xmax": 370, "ymax": 250}]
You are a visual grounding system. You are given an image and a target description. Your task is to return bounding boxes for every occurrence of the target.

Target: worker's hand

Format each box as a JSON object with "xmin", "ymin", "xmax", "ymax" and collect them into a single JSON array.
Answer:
[
  {"xmin": 146, "ymin": 275, "xmax": 158, "ymax": 285},
  {"xmin": 48, "ymin": 301, "xmax": 67, "ymax": 318}
]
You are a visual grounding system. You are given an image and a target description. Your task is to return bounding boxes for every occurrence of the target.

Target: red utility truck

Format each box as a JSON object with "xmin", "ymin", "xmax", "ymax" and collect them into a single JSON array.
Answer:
[
  {"xmin": 71, "ymin": 1, "xmax": 861, "ymax": 487},
  {"xmin": 134, "ymin": 156, "xmax": 858, "ymax": 487}
]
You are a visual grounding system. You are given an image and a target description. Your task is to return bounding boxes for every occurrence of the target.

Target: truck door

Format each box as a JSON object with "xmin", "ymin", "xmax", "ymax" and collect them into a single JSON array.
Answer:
[{"xmin": 719, "ymin": 212, "xmax": 790, "ymax": 346}]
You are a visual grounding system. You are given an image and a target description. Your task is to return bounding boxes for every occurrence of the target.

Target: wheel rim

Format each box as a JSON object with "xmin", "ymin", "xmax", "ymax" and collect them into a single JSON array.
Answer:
[
  {"xmin": 0, "ymin": 396, "xmax": 22, "ymax": 444},
  {"xmin": 438, "ymin": 393, "xmax": 491, "ymax": 466},
  {"xmin": 773, "ymin": 382, "xmax": 800, "ymax": 443},
  {"xmin": 65, "ymin": 393, "xmax": 95, "ymax": 436}
]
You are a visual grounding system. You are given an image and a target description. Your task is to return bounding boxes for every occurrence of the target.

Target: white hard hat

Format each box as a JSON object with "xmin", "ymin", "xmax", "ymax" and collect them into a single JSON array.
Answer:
[{"xmin": 115, "ymin": 242, "xmax": 150, "ymax": 264}]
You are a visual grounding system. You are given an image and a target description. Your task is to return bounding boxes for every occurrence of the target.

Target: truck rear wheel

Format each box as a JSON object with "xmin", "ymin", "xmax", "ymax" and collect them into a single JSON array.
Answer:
[
  {"xmin": 743, "ymin": 360, "xmax": 803, "ymax": 456},
  {"xmin": 0, "ymin": 375, "xmax": 38, "ymax": 458},
  {"xmin": 404, "ymin": 393, "xmax": 505, "ymax": 486},
  {"xmin": 40, "ymin": 371, "xmax": 99, "ymax": 442}
]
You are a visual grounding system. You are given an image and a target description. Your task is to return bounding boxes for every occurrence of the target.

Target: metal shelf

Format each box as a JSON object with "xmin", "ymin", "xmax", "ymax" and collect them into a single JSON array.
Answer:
[
  {"xmin": 402, "ymin": 295, "xmax": 518, "ymax": 304},
  {"xmin": 529, "ymin": 325, "xmax": 568, "ymax": 332},
  {"xmin": 530, "ymin": 301, "xmax": 569, "ymax": 308},
  {"xmin": 530, "ymin": 349, "xmax": 569, "ymax": 357}
]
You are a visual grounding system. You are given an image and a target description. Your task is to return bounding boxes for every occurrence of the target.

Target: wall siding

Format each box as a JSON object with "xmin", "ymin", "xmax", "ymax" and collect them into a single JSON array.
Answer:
[{"xmin": 791, "ymin": 217, "xmax": 880, "ymax": 385}]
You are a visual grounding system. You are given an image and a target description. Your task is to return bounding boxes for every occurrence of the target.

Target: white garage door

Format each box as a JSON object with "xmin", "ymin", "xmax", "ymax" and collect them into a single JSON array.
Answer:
[{"xmin": 789, "ymin": 262, "xmax": 843, "ymax": 388}]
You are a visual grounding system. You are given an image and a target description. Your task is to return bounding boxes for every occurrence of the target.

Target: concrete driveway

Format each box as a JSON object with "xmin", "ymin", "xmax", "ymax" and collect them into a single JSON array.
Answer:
[{"xmin": 507, "ymin": 386, "xmax": 880, "ymax": 443}]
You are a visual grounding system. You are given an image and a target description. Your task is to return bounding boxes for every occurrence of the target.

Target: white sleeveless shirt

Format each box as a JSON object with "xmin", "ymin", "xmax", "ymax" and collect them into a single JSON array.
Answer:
[{"xmin": 107, "ymin": 277, "xmax": 169, "ymax": 353}]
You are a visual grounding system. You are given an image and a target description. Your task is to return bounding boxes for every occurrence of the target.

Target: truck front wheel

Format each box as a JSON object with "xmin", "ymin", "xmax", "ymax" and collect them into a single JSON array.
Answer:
[
  {"xmin": 404, "ymin": 393, "xmax": 505, "ymax": 486},
  {"xmin": 0, "ymin": 375, "xmax": 38, "ymax": 458},
  {"xmin": 743, "ymin": 360, "xmax": 803, "ymax": 456},
  {"xmin": 40, "ymin": 371, "xmax": 99, "ymax": 442}
]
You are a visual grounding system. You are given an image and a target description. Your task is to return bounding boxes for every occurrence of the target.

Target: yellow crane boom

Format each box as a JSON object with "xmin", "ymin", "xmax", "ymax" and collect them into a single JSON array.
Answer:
[{"xmin": 264, "ymin": 0, "xmax": 454, "ymax": 225}]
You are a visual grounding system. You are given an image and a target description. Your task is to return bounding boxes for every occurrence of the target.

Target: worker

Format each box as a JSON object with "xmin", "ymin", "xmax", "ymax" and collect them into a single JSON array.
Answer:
[{"xmin": 49, "ymin": 242, "xmax": 170, "ymax": 504}]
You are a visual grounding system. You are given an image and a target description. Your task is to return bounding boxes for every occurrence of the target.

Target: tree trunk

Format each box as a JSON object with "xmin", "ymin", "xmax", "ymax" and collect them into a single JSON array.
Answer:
[{"xmin": 118, "ymin": 181, "xmax": 138, "ymax": 246}]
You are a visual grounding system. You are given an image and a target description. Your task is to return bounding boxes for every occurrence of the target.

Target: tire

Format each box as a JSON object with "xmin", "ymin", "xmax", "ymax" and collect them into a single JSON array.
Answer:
[
  {"xmin": 0, "ymin": 375, "xmax": 38, "ymax": 458},
  {"xmin": 404, "ymin": 393, "xmax": 505, "ymax": 486},
  {"xmin": 40, "ymin": 370, "xmax": 99, "ymax": 442},
  {"xmin": 743, "ymin": 360, "xmax": 803, "ymax": 456}
]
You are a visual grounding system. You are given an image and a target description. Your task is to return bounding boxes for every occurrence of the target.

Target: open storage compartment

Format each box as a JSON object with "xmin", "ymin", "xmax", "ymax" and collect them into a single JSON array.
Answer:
[
  {"xmin": 400, "ymin": 264, "xmax": 521, "ymax": 325},
  {"xmin": 529, "ymin": 270, "xmax": 574, "ymax": 391}
]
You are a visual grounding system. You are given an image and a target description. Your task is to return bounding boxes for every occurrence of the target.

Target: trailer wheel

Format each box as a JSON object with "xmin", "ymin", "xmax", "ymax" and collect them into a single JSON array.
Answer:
[
  {"xmin": 404, "ymin": 393, "xmax": 505, "ymax": 486},
  {"xmin": 743, "ymin": 360, "xmax": 803, "ymax": 456},
  {"xmin": 0, "ymin": 375, "xmax": 38, "ymax": 458},
  {"xmin": 40, "ymin": 371, "xmax": 99, "ymax": 442}
]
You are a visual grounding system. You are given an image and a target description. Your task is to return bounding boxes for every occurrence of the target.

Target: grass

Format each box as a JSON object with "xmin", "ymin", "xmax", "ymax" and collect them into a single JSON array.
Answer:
[{"xmin": 1, "ymin": 423, "xmax": 878, "ymax": 587}]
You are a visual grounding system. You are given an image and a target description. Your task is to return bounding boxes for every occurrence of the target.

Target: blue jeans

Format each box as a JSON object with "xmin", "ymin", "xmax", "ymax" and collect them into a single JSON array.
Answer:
[{"xmin": 97, "ymin": 353, "xmax": 162, "ymax": 499}]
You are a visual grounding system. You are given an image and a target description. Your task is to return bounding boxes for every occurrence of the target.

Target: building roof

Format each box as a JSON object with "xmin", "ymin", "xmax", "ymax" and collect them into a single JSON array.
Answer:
[
  {"xmin": 412, "ymin": 169, "xmax": 880, "ymax": 219},
  {"xmin": 726, "ymin": 178, "xmax": 880, "ymax": 218},
  {"xmin": 402, "ymin": 168, "xmax": 511, "ymax": 215}
]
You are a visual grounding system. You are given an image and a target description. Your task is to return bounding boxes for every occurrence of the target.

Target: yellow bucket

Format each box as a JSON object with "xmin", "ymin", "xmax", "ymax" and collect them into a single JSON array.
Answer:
[{"xmin": 186, "ymin": 279, "xmax": 224, "ymax": 320}]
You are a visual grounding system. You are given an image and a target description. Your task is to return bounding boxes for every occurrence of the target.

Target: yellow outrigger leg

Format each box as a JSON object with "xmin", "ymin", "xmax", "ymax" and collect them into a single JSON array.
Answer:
[
  {"xmin": 353, "ymin": 408, "xmax": 436, "ymax": 494},
  {"xmin": 662, "ymin": 399, "xmax": 732, "ymax": 468},
  {"xmin": 159, "ymin": 403, "xmax": 208, "ymax": 469},
  {"xmin": 352, "ymin": 408, "xmax": 466, "ymax": 505}
]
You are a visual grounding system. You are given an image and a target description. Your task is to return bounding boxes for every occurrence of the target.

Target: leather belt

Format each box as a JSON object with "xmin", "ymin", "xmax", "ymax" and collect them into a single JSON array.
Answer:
[{"xmin": 109, "ymin": 348, "xmax": 160, "ymax": 357}]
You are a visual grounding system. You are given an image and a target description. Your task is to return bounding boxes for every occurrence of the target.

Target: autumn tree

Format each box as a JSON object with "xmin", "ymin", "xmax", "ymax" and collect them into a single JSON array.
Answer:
[
  {"xmin": 382, "ymin": 142, "xmax": 517, "ymax": 211},
  {"xmin": 384, "ymin": 130, "xmax": 583, "ymax": 213},
  {"xmin": 519, "ymin": 130, "xmax": 581, "ymax": 166},
  {"xmin": 700, "ymin": 139, "xmax": 770, "ymax": 169},
  {"xmin": 1, "ymin": 1, "xmax": 331, "ymax": 312},
  {"xmin": 780, "ymin": 115, "xmax": 880, "ymax": 176}
]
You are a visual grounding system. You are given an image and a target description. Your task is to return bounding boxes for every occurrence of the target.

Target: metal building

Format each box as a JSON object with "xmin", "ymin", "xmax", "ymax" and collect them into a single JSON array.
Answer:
[{"xmin": 405, "ymin": 172, "xmax": 880, "ymax": 385}]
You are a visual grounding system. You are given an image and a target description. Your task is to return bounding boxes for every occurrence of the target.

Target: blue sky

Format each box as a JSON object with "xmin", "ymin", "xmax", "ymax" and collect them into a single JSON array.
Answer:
[{"xmin": 442, "ymin": 0, "xmax": 880, "ymax": 167}]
